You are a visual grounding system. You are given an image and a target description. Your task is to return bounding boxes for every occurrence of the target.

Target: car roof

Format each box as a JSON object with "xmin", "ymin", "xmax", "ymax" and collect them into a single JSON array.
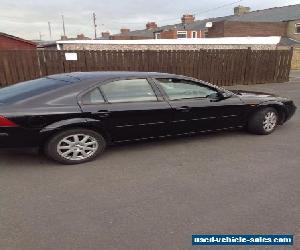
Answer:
[
  {"xmin": 48, "ymin": 71, "xmax": 177, "ymax": 82},
  {"xmin": 6, "ymin": 71, "xmax": 185, "ymax": 107}
]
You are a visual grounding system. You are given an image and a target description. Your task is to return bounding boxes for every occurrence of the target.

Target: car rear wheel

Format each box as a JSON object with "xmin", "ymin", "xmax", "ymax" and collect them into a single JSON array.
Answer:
[
  {"xmin": 247, "ymin": 107, "xmax": 278, "ymax": 135},
  {"xmin": 45, "ymin": 129, "xmax": 106, "ymax": 164}
]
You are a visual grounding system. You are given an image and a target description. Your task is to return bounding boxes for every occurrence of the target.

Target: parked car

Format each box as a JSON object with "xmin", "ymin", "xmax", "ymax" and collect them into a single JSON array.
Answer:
[{"xmin": 0, "ymin": 72, "xmax": 296, "ymax": 164}]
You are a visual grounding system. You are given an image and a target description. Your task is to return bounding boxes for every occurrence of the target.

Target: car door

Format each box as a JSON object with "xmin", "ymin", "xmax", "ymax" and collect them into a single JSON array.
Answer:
[
  {"xmin": 79, "ymin": 78, "xmax": 173, "ymax": 142},
  {"xmin": 153, "ymin": 78, "xmax": 246, "ymax": 134}
]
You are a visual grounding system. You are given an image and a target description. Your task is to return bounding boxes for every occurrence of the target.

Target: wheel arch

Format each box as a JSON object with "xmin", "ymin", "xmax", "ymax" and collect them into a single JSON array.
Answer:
[
  {"xmin": 40, "ymin": 118, "xmax": 112, "ymax": 148},
  {"xmin": 250, "ymin": 102, "xmax": 286, "ymax": 125}
]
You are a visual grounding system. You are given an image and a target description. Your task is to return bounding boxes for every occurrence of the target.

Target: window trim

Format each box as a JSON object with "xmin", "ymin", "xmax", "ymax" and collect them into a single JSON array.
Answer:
[
  {"xmin": 177, "ymin": 31, "xmax": 188, "ymax": 39},
  {"xmin": 192, "ymin": 31, "xmax": 197, "ymax": 38},
  {"xmin": 80, "ymin": 87, "xmax": 106, "ymax": 105},
  {"xmin": 155, "ymin": 33, "xmax": 161, "ymax": 39},
  {"xmin": 153, "ymin": 77, "xmax": 219, "ymax": 101},
  {"xmin": 294, "ymin": 23, "xmax": 300, "ymax": 34},
  {"xmin": 99, "ymin": 78, "xmax": 159, "ymax": 104}
]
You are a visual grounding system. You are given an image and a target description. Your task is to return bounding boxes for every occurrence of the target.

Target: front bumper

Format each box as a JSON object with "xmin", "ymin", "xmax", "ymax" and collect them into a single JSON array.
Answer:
[{"xmin": 284, "ymin": 101, "xmax": 297, "ymax": 122}]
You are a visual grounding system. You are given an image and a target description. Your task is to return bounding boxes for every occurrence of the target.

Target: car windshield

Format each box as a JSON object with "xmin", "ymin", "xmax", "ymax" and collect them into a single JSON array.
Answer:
[{"xmin": 0, "ymin": 77, "xmax": 76, "ymax": 104}]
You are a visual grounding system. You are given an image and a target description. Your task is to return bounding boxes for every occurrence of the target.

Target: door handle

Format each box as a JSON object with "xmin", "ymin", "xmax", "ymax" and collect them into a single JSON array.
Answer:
[
  {"xmin": 96, "ymin": 110, "xmax": 110, "ymax": 117},
  {"xmin": 175, "ymin": 106, "xmax": 191, "ymax": 112}
]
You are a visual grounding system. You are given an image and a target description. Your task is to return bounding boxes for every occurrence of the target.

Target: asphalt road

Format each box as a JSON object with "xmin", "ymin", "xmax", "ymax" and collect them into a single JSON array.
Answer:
[{"xmin": 1, "ymin": 78, "xmax": 300, "ymax": 250}]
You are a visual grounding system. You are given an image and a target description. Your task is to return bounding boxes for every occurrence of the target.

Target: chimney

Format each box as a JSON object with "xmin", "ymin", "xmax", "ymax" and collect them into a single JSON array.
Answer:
[
  {"xmin": 101, "ymin": 31, "xmax": 110, "ymax": 38},
  {"xmin": 60, "ymin": 35, "xmax": 68, "ymax": 40},
  {"xmin": 234, "ymin": 5, "xmax": 250, "ymax": 15},
  {"xmin": 120, "ymin": 28, "xmax": 130, "ymax": 34},
  {"xmin": 181, "ymin": 14, "xmax": 195, "ymax": 24},
  {"xmin": 146, "ymin": 22, "xmax": 158, "ymax": 30},
  {"xmin": 77, "ymin": 34, "xmax": 86, "ymax": 40}
]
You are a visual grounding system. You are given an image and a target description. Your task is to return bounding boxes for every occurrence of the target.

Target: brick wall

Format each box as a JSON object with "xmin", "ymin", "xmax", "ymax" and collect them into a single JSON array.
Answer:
[
  {"xmin": 160, "ymin": 30, "xmax": 177, "ymax": 39},
  {"xmin": 207, "ymin": 22, "xmax": 225, "ymax": 38},
  {"xmin": 208, "ymin": 21, "xmax": 287, "ymax": 37},
  {"xmin": 0, "ymin": 35, "xmax": 36, "ymax": 49}
]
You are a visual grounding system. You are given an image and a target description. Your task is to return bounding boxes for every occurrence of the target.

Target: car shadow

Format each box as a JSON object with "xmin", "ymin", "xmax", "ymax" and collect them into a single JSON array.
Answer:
[
  {"xmin": 0, "ymin": 129, "xmax": 274, "ymax": 167},
  {"xmin": 97, "ymin": 129, "xmax": 250, "ymax": 157}
]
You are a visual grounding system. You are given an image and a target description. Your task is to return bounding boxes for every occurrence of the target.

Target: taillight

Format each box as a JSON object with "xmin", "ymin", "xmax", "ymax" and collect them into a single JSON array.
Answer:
[{"xmin": 0, "ymin": 116, "xmax": 18, "ymax": 127}]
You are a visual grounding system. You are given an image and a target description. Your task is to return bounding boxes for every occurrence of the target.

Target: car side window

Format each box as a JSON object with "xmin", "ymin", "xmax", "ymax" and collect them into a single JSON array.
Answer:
[
  {"xmin": 100, "ymin": 79, "xmax": 158, "ymax": 103},
  {"xmin": 156, "ymin": 78, "xmax": 217, "ymax": 101},
  {"xmin": 81, "ymin": 88, "xmax": 105, "ymax": 104}
]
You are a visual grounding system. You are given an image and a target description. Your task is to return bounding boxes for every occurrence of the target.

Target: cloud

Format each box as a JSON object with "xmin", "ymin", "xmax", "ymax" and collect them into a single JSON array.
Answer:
[{"xmin": 0, "ymin": 0, "xmax": 299, "ymax": 40}]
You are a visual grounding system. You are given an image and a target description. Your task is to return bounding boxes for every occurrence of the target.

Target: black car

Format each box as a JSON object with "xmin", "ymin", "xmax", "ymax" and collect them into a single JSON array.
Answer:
[{"xmin": 0, "ymin": 71, "xmax": 296, "ymax": 164}]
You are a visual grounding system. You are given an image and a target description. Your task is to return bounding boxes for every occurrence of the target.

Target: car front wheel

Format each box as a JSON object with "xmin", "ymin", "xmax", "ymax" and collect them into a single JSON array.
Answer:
[
  {"xmin": 247, "ymin": 107, "xmax": 278, "ymax": 135},
  {"xmin": 45, "ymin": 128, "xmax": 106, "ymax": 164}
]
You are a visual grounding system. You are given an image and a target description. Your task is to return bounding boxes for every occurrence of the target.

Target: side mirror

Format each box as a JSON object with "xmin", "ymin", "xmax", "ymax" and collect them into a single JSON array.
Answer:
[
  {"xmin": 208, "ymin": 91, "xmax": 232, "ymax": 102},
  {"xmin": 207, "ymin": 92, "xmax": 220, "ymax": 100},
  {"xmin": 218, "ymin": 91, "xmax": 232, "ymax": 100}
]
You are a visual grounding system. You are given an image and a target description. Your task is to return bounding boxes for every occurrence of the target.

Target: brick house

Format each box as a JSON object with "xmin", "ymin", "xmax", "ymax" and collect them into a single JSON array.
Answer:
[
  {"xmin": 0, "ymin": 32, "xmax": 36, "ymax": 50},
  {"xmin": 108, "ymin": 4, "xmax": 300, "ymax": 43},
  {"xmin": 109, "ymin": 14, "xmax": 212, "ymax": 40},
  {"xmin": 207, "ymin": 4, "xmax": 300, "ymax": 42}
]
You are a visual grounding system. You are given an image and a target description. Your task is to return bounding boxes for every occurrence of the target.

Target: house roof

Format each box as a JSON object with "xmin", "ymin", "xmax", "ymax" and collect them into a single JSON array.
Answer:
[
  {"xmin": 279, "ymin": 37, "xmax": 300, "ymax": 46},
  {"xmin": 112, "ymin": 4, "xmax": 300, "ymax": 37},
  {"xmin": 227, "ymin": 4, "xmax": 300, "ymax": 22},
  {"xmin": 34, "ymin": 40, "xmax": 57, "ymax": 48},
  {"xmin": 0, "ymin": 32, "xmax": 36, "ymax": 46}
]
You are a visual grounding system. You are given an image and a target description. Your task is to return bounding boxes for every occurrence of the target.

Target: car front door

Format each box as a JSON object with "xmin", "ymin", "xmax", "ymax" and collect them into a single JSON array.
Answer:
[
  {"xmin": 79, "ymin": 78, "xmax": 173, "ymax": 142},
  {"xmin": 153, "ymin": 78, "xmax": 246, "ymax": 134}
]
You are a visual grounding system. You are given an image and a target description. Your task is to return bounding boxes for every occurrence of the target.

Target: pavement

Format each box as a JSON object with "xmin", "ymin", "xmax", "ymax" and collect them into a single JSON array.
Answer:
[{"xmin": 0, "ymin": 74, "xmax": 300, "ymax": 250}]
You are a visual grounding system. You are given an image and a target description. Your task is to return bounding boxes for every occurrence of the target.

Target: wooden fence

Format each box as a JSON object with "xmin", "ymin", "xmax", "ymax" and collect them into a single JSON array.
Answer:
[{"xmin": 0, "ymin": 48, "xmax": 293, "ymax": 87}]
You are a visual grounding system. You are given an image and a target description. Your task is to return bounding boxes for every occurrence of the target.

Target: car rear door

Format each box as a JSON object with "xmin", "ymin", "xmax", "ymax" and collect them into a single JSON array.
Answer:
[
  {"xmin": 79, "ymin": 78, "xmax": 173, "ymax": 142},
  {"xmin": 153, "ymin": 78, "xmax": 245, "ymax": 134}
]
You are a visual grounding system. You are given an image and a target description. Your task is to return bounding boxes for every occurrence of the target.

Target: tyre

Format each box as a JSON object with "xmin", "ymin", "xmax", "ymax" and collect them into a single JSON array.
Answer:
[
  {"xmin": 247, "ymin": 107, "xmax": 278, "ymax": 135},
  {"xmin": 45, "ymin": 128, "xmax": 106, "ymax": 164}
]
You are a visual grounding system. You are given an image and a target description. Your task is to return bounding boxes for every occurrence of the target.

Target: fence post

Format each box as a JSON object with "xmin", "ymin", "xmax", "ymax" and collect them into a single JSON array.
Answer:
[
  {"xmin": 243, "ymin": 47, "xmax": 252, "ymax": 84},
  {"xmin": 285, "ymin": 47, "xmax": 294, "ymax": 81}
]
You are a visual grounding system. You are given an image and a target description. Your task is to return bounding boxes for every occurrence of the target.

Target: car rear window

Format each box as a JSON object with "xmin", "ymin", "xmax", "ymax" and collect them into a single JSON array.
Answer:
[{"xmin": 0, "ymin": 77, "xmax": 75, "ymax": 104}]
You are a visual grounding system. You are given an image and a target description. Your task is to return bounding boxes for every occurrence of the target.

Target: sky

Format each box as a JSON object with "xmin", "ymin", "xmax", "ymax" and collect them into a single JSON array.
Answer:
[{"xmin": 0, "ymin": 0, "xmax": 299, "ymax": 41}]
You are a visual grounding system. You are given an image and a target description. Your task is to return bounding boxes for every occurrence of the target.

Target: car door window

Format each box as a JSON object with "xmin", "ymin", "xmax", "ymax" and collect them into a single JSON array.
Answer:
[
  {"xmin": 156, "ymin": 78, "xmax": 217, "ymax": 101},
  {"xmin": 81, "ymin": 88, "xmax": 105, "ymax": 104},
  {"xmin": 101, "ymin": 79, "xmax": 157, "ymax": 103}
]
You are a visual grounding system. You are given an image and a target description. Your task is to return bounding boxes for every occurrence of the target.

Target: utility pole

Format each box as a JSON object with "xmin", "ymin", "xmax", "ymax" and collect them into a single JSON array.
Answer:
[
  {"xmin": 62, "ymin": 15, "xmax": 66, "ymax": 36},
  {"xmin": 48, "ymin": 21, "xmax": 52, "ymax": 40},
  {"xmin": 92, "ymin": 12, "xmax": 97, "ymax": 39}
]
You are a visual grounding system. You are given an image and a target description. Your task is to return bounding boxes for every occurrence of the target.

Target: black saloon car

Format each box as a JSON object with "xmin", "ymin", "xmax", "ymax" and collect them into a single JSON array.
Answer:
[{"xmin": 0, "ymin": 72, "xmax": 296, "ymax": 164}]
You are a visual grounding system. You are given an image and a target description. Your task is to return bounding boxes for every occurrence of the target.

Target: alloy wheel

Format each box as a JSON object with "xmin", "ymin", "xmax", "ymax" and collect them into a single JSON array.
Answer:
[
  {"xmin": 263, "ymin": 111, "xmax": 277, "ymax": 132},
  {"xmin": 57, "ymin": 134, "xmax": 99, "ymax": 161}
]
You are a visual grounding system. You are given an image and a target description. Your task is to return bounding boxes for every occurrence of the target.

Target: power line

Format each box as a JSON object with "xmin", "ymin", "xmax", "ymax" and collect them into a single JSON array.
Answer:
[
  {"xmin": 108, "ymin": 0, "xmax": 245, "ymax": 25},
  {"xmin": 194, "ymin": 0, "xmax": 244, "ymax": 17},
  {"xmin": 0, "ymin": 0, "xmax": 247, "ymax": 37},
  {"xmin": 0, "ymin": 0, "xmax": 244, "ymax": 27}
]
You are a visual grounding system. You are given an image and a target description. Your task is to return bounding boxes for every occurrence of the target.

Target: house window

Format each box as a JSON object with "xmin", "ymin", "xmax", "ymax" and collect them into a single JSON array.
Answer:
[
  {"xmin": 204, "ymin": 30, "xmax": 208, "ymax": 38},
  {"xmin": 177, "ymin": 31, "xmax": 187, "ymax": 38},
  {"xmin": 192, "ymin": 31, "xmax": 197, "ymax": 38},
  {"xmin": 295, "ymin": 23, "xmax": 300, "ymax": 34},
  {"xmin": 155, "ymin": 33, "xmax": 161, "ymax": 39}
]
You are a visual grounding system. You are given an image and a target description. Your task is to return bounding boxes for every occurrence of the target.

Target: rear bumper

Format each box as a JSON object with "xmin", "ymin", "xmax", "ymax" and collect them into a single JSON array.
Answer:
[{"xmin": 0, "ymin": 127, "xmax": 42, "ymax": 148}]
